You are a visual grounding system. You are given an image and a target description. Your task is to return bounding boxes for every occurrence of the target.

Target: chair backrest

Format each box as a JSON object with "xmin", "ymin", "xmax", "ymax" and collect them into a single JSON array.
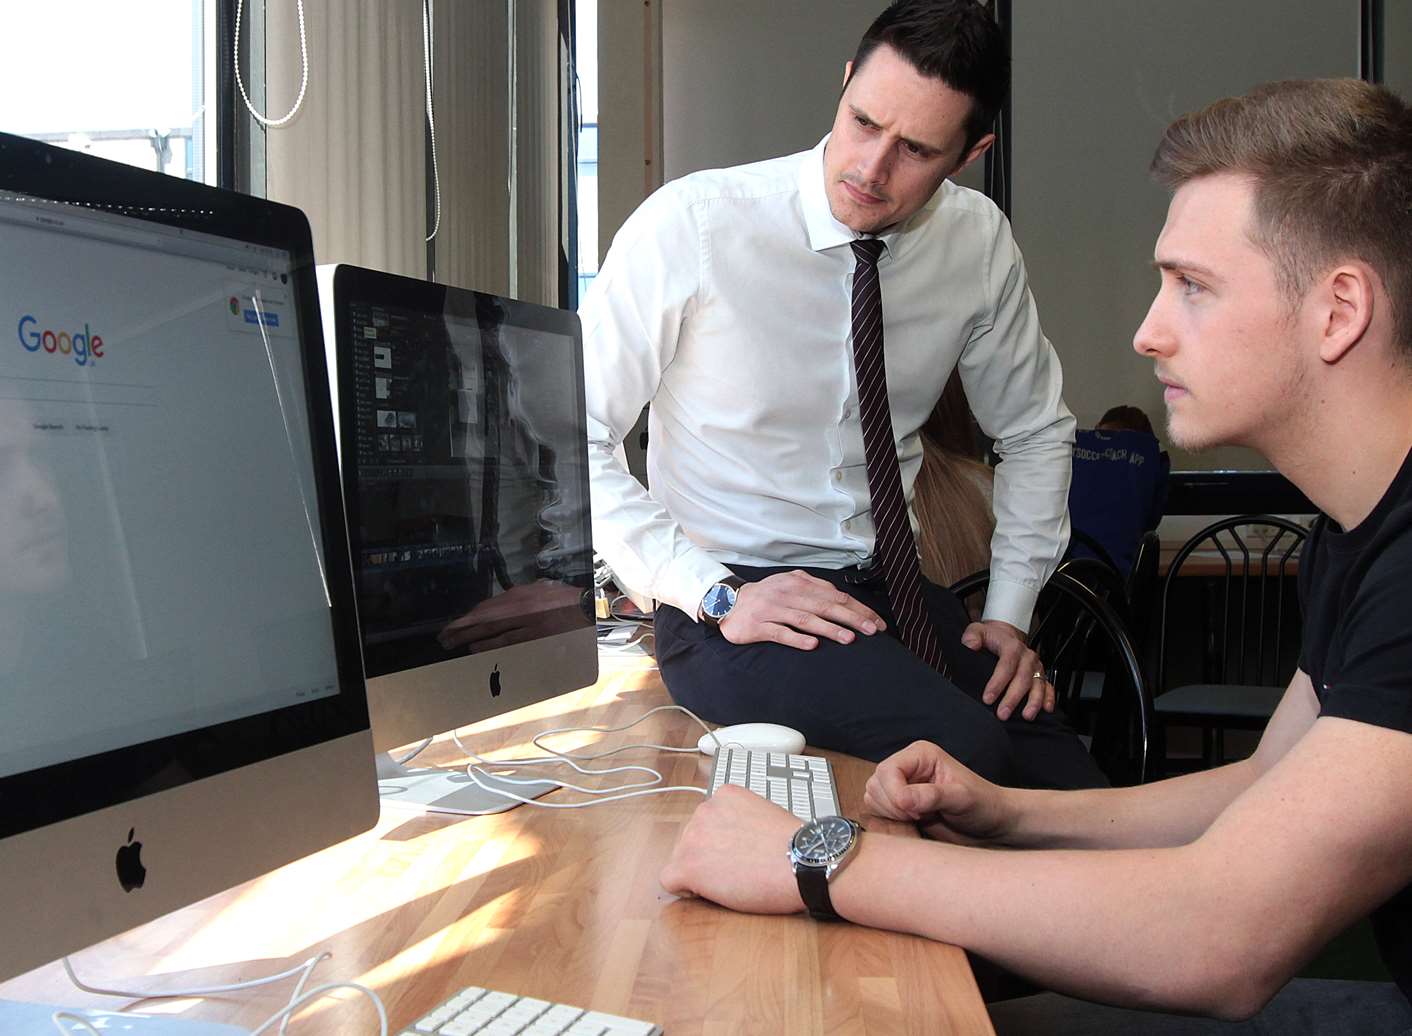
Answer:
[
  {"xmin": 1065, "ymin": 528, "xmax": 1124, "ymax": 576},
  {"xmin": 950, "ymin": 569, "xmax": 1154, "ymax": 785},
  {"xmin": 1156, "ymin": 514, "xmax": 1308, "ymax": 694},
  {"xmin": 1125, "ymin": 529, "xmax": 1162, "ymax": 661},
  {"xmin": 1057, "ymin": 554, "xmax": 1131, "ymax": 620}
]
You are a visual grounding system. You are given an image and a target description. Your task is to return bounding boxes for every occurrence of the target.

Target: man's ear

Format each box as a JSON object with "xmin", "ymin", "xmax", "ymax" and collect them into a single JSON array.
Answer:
[
  {"xmin": 1318, "ymin": 263, "xmax": 1376, "ymax": 365},
  {"xmin": 952, "ymin": 132, "xmax": 996, "ymax": 177}
]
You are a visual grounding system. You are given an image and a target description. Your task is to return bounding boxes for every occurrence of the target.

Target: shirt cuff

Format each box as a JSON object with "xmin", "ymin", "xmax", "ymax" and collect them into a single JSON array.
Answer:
[
  {"xmin": 979, "ymin": 578, "xmax": 1038, "ymax": 635},
  {"xmin": 658, "ymin": 556, "xmax": 737, "ymax": 623}
]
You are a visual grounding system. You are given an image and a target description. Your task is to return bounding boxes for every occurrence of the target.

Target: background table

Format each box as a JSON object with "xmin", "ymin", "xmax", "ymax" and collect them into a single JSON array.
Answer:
[{"xmin": 0, "ymin": 664, "xmax": 994, "ymax": 1035}]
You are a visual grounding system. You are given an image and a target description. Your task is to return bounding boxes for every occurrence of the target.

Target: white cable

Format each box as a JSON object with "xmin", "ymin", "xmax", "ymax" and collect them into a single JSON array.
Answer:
[
  {"xmin": 248, "ymin": 980, "xmax": 387, "ymax": 1036},
  {"xmin": 62, "ymin": 951, "xmax": 342, "ymax": 1036},
  {"xmin": 394, "ymin": 735, "xmax": 436, "ymax": 767},
  {"xmin": 235, "ymin": 0, "xmax": 310, "ymax": 128},
  {"xmin": 463, "ymin": 765, "xmax": 707, "ymax": 807},
  {"xmin": 445, "ymin": 704, "xmax": 725, "ymax": 809},
  {"xmin": 422, "ymin": 0, "xmax": 442, "ymax": 242},
  {"xmin": 63, "ymin": 951, "xmax": 328, "ymax": 1000},
  {"xmin": 453, "ymin": 704, "xmax": 717, "ymax": 771}
]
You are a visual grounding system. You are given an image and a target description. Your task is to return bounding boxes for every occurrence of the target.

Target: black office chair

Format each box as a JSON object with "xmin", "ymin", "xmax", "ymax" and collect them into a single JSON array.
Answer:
[
  {"xmin": 1153, "ymin": 514, "xmax": 1308, "ymax": 773},
  {"xmin": 1125, "ymin": 529, "xmax": 1163, "ymax": 666},
  {"xmin": 950, "ymin": 569, "xmax": 1154, "ymax": 785},
  {"xmin": 1065, "ymin": 527, "xmax": 1123, "ymax": 576}
]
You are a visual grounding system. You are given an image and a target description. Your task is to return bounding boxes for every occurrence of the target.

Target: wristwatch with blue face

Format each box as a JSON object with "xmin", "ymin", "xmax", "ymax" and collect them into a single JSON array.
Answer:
[
  {"xmin": 699, "ymin": 575, "xmax": 744, "ymax": 626},
  {"xmin": 789, "ymin": 815, "xmax": 863, "ymax": 921}
]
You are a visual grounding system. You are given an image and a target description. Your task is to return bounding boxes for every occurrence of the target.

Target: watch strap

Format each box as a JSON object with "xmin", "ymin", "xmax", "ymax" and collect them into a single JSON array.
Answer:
[{"xmin": 795, "ymin": 864, "xmax": 842, "ymax": 921}]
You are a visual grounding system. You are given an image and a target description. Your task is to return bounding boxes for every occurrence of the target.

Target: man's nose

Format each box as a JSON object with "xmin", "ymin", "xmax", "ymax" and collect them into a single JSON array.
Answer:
[
  {"xmin": 1132, "ymin": 295, "xmax": 1171, "ymax": 358},
  {"xmin": 858, "ymin": 140, "xmax": 893, "ymax": 186}
]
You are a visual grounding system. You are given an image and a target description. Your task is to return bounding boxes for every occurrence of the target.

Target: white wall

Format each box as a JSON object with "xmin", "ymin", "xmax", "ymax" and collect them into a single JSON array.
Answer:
[{"xmin": 1009, "ymin": 0, "xmax": 1358, "ymax": 471}]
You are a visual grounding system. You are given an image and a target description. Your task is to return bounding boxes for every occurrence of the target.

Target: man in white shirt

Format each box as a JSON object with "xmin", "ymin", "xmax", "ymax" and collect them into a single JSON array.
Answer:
[{"xmin": 583, "ymin": 0, "xmax": 1102, "ymax": 789}]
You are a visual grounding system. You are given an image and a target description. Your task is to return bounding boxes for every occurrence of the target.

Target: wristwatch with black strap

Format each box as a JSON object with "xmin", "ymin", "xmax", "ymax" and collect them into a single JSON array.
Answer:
[
  {"xmin": 699, "ymin": 575, "xmax": 745, "ymax": 626},
  {"xmin": 789, "ymin": 815, "xmax": 864, "ymax": 921}
]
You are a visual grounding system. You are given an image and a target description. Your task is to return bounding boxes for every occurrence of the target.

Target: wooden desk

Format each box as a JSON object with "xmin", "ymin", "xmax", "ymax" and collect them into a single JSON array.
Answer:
[{"xmin": 0, "ymin": 666, "xmax": 993, "ymax": 1035}]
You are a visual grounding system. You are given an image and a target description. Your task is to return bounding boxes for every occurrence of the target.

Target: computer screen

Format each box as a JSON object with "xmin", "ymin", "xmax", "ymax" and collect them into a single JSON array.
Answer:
[
  {"xmin": 0, "ymin": 133, "xmax": 377, "ymax": 988},
  {"xmin": 320, "ymin": 264, "xmax": 597, "ymax": 814}
]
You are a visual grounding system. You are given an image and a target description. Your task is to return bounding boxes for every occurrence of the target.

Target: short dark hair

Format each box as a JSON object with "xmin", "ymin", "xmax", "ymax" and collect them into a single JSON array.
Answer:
[
  {"xmin": 1151, "ymin": 79, "xmax": 1412, "ymax": 358},
  {"xmin": 850, "ymin": 0, "xmax": 1009, "ymax": 153},
  {"xmin": 1097, "ymin": 405, "xmax": 1155, "ymax": 437}
]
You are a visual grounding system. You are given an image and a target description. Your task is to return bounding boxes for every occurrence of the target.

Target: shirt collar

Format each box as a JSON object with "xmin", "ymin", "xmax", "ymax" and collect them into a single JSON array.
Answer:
[{"xmin": 798, "ymin": 133, "xmax": 943, "ymax": 263}]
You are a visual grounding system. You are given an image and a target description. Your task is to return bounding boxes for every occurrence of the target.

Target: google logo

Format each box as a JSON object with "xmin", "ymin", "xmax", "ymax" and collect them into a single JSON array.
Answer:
[{"xmin": 17, "ymin": 314, "xmax": 105, "ymax": 367}]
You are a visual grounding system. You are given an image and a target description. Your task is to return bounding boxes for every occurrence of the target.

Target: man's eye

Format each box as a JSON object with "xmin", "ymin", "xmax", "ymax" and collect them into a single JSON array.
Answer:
[{"xmin": 1179, "ymin": 275, "xmax": 1202, "ymax": 296}]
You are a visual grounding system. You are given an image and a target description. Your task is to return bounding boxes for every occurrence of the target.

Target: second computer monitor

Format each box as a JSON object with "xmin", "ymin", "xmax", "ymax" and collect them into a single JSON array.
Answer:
[{"xmin": 319, "ymin": 264, "xmax": 597, "ymax": 811}]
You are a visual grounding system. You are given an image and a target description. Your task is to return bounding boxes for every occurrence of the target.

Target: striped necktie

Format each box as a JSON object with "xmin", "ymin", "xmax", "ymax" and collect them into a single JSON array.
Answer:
[{"xmin": 849, "ymin": 238, "xmax": 947, "ymax": 674}]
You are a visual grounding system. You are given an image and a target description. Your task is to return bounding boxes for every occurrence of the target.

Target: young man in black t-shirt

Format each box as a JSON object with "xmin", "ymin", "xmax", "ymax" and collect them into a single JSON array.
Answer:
[{"xmin": 658, "ymin": 79, "xmax": 1412, "ymax": 1033}]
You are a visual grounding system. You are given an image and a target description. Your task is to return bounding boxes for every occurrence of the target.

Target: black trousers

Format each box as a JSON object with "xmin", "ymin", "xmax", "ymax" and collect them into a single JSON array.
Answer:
[{"xmin": 655, "ymin": 564, "xmax": 1107, "ymax": 790}]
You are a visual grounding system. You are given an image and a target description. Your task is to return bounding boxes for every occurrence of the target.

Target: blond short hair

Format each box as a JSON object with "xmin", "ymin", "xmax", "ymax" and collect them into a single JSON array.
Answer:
[{"xmin": 1151, "ymin": 79, "xmax": 1412, "ymax": 354}]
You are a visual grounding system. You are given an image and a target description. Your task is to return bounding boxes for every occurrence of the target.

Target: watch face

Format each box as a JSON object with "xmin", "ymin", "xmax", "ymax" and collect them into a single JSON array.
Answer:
[
  {"xmin": 702, "ymin": 582, "xmax": 736, "ymax": 619},
  {"xmin": 791, "ymin": 816, "xmax": 855, "ymax": 866}
]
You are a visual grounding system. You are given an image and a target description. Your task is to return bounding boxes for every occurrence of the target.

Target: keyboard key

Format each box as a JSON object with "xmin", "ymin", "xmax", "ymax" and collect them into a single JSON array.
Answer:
[
  {"xmin": 541, "ymin": 1004, "xmax": 584, "ymax": 1027},
  {"xmin": 479, "ymin": 991, "xmax": 516, "ymax": 1013},
  {"xmin": 579, "ymin": 1011, "xmax": 660, "ymax": 1035},
  {"xmin": 414, "ymin": 1007, "xmax": 459, "ymax": 1032},
  {"xmin": 439, "ymin": 1017, "xmax": 482, "ymax": 1036}
]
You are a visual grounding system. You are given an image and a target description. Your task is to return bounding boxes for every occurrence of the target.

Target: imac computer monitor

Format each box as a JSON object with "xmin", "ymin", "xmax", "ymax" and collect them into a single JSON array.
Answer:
[
  {"xmin": 318, "ymin": 264, "xmax": 597, "ymax": 814},
  {"xmin": 0, "ymin": 133, "xmax": 378, "ymax": 995}
]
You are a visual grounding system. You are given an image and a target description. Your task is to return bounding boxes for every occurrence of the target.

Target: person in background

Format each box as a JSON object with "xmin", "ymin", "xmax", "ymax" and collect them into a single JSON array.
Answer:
[
  {"xmin": 914, "ymin": 370, "xmax": 995, "ymax": 591},
  {"xmin": 1067, "ymin": 404, "xmax": 1170, "ymax": 575}
]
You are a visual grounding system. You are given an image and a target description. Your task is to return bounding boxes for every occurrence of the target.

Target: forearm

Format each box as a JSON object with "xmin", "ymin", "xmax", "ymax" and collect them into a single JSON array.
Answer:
[
  {"xmin": 998, "ymin": 758, "xmax": 1259, "ymax": 850},
  {"xmin": 832, "ymin": 834, "xmax": 1251, "ymax": 1017},
  {"xmin": 983, "ymin": 425, "xmax": 1074, "ymax": 620}
]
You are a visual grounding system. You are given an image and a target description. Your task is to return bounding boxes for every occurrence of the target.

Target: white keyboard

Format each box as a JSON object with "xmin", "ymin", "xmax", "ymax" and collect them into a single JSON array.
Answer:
[
  {"xmin": 708, "ymin": 746, "xmax": 840, "ymax": 822},
  {"xmin": 403, "ymin": 987, "xmax": 660, "ymax": 1036}
]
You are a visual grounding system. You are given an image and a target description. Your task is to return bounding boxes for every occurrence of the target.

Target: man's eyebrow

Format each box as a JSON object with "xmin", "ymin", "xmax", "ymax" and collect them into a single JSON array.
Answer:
[
  {"xmin": 846, "ymin": 104, "xmax": 943, "ymax": 154},
  {"xmin": 1153, "ymin": 257, "xmax": 1221, "ymax": 280}
]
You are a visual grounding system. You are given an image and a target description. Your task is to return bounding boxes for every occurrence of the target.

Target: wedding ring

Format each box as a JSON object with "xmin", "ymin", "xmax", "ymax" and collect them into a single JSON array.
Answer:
[{"xmin": 1031, "ymin": 671, "xmax": 1044, "ymax": 680}]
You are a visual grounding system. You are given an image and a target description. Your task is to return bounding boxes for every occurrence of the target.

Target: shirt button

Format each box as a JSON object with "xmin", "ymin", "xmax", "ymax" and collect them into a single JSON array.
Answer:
[
  {"xmin": 842, "ymin": 405, "xmax": 853, "ymax": 419},
  {"xmin": 833, "ymin": 470, "xmax": 844, "ymax": 482}
]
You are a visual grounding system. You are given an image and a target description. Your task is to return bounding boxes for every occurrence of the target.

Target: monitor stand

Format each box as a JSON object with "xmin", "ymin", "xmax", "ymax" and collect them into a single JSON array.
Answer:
[
  {"xmin": 374, "ymin": 752, "xmax": 561, "ymax": 815},
  {"xmin": 0, "ymin": 1000, "xmax": 247, "ymax": 1033}
]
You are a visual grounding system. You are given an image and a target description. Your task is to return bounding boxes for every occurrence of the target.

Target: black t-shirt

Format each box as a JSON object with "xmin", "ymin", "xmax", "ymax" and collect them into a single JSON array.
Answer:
[{"xmin": 1299, "ymin": 444, "xmax": 1412, "ymax": 1000}]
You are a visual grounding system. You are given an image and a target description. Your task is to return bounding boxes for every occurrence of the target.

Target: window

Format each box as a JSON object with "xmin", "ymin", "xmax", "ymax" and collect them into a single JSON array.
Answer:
[
  {"xmin": 0, "ymin": 1, "xmax": 218, "ymax": 185},
  {"xmin": 574, "ymin": 0, "xmax": 599, "ymax": 301}
]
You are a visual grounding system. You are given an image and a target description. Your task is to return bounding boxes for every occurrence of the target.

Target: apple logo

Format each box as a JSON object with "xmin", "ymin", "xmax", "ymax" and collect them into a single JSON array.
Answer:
[
  {"xmin": 489, "ymin": 664, "xmax": 502, "ymax": 698},
  {"xmin": 116, "ymin": 828, "xmax": 146, "ymax": 892}
]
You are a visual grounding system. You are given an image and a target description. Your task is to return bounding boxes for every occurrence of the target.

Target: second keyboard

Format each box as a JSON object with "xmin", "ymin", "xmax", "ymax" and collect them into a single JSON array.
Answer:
[{"xmin": 708, "ymin": 746, "xmax": 839, "ymax": 822}]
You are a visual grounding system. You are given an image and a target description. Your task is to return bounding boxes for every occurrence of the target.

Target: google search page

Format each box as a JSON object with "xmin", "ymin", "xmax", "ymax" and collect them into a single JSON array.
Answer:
[{"xmin": 0, "ymin": 196, "xmax": 340, "ymax": 778}]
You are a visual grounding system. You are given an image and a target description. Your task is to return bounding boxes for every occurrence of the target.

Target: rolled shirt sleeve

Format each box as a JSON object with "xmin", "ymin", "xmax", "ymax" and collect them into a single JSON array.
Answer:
[{"xmin": 957, "ymin": 215, "xmax": 1075, "ymax": 632}]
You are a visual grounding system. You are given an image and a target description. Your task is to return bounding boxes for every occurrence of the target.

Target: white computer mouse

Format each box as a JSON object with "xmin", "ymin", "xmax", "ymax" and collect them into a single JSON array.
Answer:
[{"xmin": 697, "ymin": 722, "xmax": 806, "ymax": 756}]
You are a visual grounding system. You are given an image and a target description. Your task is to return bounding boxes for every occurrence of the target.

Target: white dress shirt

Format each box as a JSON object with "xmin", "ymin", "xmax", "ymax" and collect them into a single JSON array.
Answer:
[{"xmin": 581, "ymin": 135, "xmax": 1074, "ymax": 631}]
